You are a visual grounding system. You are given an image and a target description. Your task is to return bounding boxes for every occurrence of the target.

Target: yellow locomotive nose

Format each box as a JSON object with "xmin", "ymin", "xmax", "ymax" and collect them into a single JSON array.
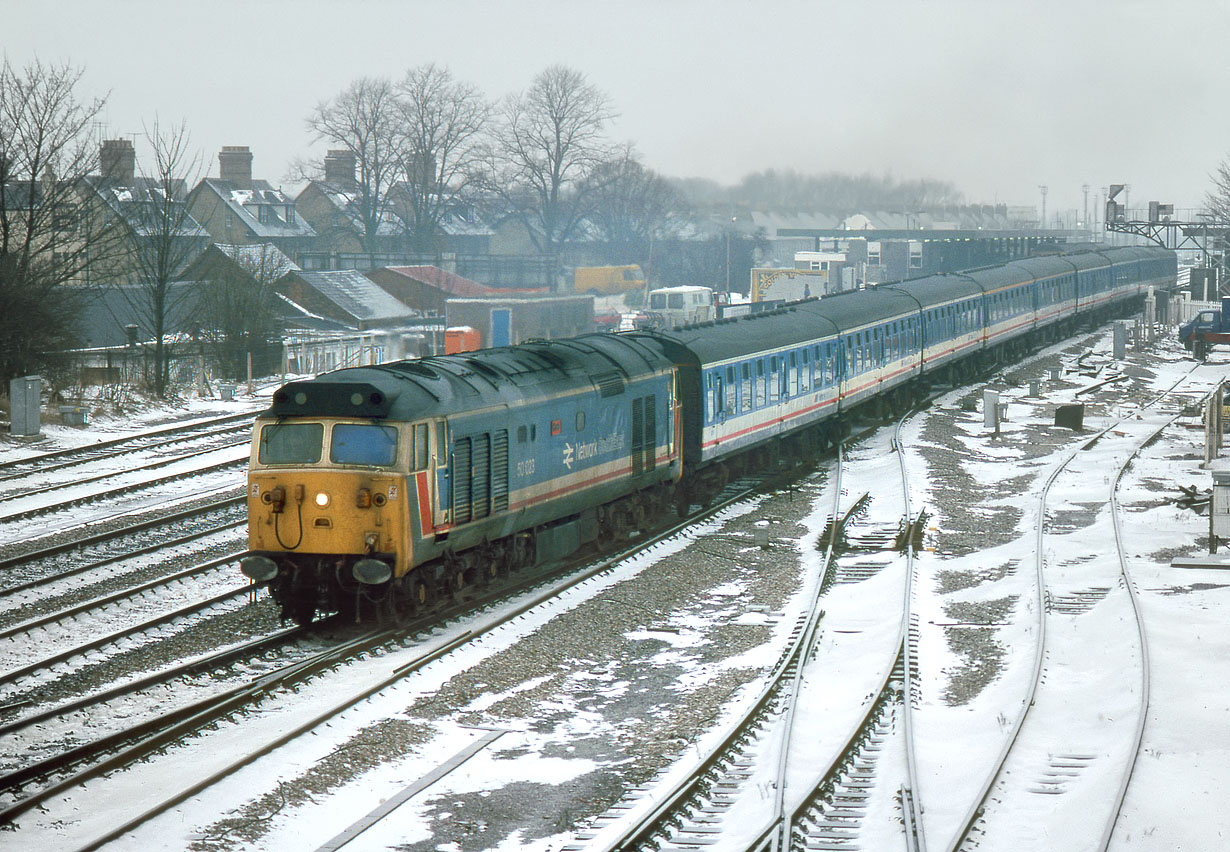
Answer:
[{"xmin": 247, "ymin": 471, "xmax": 407, "ymax": 576}]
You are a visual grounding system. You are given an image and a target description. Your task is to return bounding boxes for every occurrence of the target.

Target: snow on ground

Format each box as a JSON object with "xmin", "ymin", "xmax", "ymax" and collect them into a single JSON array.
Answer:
[
  {"xmin": 6, "ymin": 332, "xmax": 1230, "ymax": 851},
  {"xmin": 0, "ymin": 382, "xmax": 278, "ymax": 464}
]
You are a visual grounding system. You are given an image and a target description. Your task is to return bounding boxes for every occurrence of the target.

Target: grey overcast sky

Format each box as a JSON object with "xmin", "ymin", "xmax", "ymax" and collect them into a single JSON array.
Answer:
[{"xmin": 6, "ymin": 0, "xmax": 1228, "ymax": 220}]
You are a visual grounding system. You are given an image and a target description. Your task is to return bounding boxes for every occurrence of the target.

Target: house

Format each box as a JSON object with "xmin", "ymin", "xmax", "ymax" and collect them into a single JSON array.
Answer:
[
  {"xmin": 364, "ymin": 265, "xmax": 499, "ymax": 315},
  {"xmin": 295, "ymin": 150, "xmax": 493, "ymax": 260},
  {"xmin": 276, "ymin": 269, "xmax": 417, "ymax": 330},
  {"xmin": 77, "ymin": 138, "xmax": 210, "ymax": 282},
  {"xmin": 293, "ymin": 150, "xmax": 406, "ymax": 256},
  {"xmin": 186, "ymin": 146, "xmax": 316, "ymax": 256}
]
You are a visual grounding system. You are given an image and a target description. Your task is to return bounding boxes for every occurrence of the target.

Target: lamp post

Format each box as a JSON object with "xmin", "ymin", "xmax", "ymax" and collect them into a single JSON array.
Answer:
[{"xmin": 725, "ymin": 216, "xmax": 737, "ymax": 294}]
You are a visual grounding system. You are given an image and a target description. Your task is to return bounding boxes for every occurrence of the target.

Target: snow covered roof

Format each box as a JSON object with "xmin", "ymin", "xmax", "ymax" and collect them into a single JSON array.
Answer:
[
  {"xmin": 80, "ymin": 174, "xmax": 206, "ymax": 239},
  {"xmin": 307, "ymin": 180, "xmax": 408, "ymax": 237},
  {"xmin": 213, "ymin": 243, "xmax": 300, "ymax": 277},
  {"xmin": 285, "ymin": 270, "xmax": 415, "ymax": 325},
  {"xmin": 197, "ymin": 178, "xmax": 317, "ymax": 239}
]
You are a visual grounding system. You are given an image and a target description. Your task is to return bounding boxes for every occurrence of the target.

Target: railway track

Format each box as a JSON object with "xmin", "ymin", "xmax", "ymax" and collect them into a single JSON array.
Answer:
[
  {"xmin": 0, "ymin": 449, "xmax": 246, "ymax": 539},
  {"xmin": 0, "ymin": 494, "xmax": 245, "ymax": 575},
  {"xmin": 0, "ymin": 500, "xmax": 246, "ymax": 622},
  {"xmin": 549, "ymin": 414, "xmax": 927, "ymax": 852},
  {"xmin": 0, "ymin": 471, "xmax": 782, "ymax": 844},
  {"xmin": 943, "ymin": 366, "xmax": 1202, "ymax": 851},
  {"xmin": 0, "ymin": 411, "xmax": 254, "ymax": 482}
]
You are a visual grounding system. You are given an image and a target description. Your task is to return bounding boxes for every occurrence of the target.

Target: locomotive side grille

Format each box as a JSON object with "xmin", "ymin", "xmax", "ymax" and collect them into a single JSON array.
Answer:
[
  {"xmin": 594, "ymin": 371, "xmax": 626, "ymax": 398},
  {"xmin": 631, "ymin": 398, "xmax": 644, "ymax": 476},
  {"xmin": 453, "ymin": 437, "xmax": 472, "ymax": 524},
  {"xmin": 644, "ymin": 394, "xmax": 656, "ymax": 472},
  {"xmin": 491, "ymin": 430, "xmax": 509, "ymax": 513},
  {"xmin": 472, "ymin": 433, "xmax": 491, "ymax": 520}
]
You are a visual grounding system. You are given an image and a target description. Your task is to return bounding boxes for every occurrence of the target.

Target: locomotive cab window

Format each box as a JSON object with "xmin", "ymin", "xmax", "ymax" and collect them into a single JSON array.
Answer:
[
  {"xmin": 259, "ymin": 422, "xmax": 323, "ymax": 465},
  {"xmin": 331, "ymin": 423, "xmax": 398, "ymax": 467}
]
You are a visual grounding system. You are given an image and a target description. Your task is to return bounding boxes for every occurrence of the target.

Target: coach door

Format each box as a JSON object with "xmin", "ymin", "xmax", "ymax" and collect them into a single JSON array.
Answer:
[{"xmin": 631, "ymin": 394, "xmax": 657, "ymax": 476}]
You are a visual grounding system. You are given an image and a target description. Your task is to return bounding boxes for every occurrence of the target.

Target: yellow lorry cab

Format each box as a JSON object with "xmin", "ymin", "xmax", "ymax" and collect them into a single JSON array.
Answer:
[{"xmin": 574, "ymin": 265, "xmax": 646, "ymax": 296}]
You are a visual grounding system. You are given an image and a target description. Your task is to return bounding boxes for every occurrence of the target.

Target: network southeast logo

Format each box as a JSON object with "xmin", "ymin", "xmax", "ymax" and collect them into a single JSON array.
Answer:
[{"xmin": 562, "ymin": 432, "xmax": 625, "ymax": 469}]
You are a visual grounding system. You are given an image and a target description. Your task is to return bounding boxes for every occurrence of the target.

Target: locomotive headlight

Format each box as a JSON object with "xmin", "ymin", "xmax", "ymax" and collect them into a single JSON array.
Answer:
[{"xmin": 315, "ymin": 491, "xmax": 331, "ymax": 508}]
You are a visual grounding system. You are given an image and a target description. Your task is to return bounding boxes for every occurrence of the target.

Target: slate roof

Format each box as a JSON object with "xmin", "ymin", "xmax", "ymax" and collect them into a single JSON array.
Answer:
[
  {"xmin": 195, "ymin": 178, "xmax": 317, "ymax": 239},
  {"xmin": 282, "ymin": 269, "xmax": 415, "ymax": 325},
  {"xmin": 304, "ymin": 180, "xmax": 493, "ymax": 238},
  {"xmin": 212, "ymin": 243, "xmax": 300, "ymax": 277},
  {"xmin": 80, "ymin": 174, "xmax": 206, "ymax": 238},
  {"xmin": 304, "ymin": 180, "xmax": 407, "ymax": 237}
]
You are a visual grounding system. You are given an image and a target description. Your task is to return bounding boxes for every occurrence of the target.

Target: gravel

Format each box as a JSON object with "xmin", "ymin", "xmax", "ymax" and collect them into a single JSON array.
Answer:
[{"xmin": 192, "ymin": 476, "xmax": 824, "ymax": 851}]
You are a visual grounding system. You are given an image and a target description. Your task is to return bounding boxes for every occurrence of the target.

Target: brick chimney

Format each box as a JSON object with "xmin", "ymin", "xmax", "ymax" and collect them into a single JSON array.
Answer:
[
  {"xmin": 219, "ymin": 145, "xmax": 253, "ymax": 189},
  {"xmin": 324, "ymin": 149, "xmax": 356, "ymax": 187},
  {"xmin": 100, "ymin": 139, "xmax": 135, "ymax": 184}
]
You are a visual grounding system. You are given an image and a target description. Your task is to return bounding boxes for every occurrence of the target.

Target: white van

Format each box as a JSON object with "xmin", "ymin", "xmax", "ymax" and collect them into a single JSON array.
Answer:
[{"xmin": 647, "ymin": 286, "xmax": 715, "ymax": 328}]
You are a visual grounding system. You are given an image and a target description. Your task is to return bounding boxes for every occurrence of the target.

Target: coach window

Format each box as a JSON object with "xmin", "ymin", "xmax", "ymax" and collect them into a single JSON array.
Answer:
[
  {"xmin": 755, "ymin": 360, "xmax": 766, "ymax": 407},
  {"xmin": 800, "ymin": 349, "xmax": 810, "ymax": 392},
  {"xmin": 788, "ymin": 351, "xmax": 799, "ymax": 396},
  {"xmin": 741, "ymin": 363, "xmax": 752, "ymax": 411},
  {"xmin": 768, "ymin": 357, "xmax": 780, "ymax": 403},
  {"xmin": 725, "ymin": 366, "xmax": 737, "ymax": 413}
]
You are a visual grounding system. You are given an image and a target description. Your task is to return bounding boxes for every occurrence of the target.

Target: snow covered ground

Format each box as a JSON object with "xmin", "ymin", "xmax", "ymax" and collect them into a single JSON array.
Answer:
[{"xmin": 3, "ymin": 330, "xmax": 1229, "ymax": 851}]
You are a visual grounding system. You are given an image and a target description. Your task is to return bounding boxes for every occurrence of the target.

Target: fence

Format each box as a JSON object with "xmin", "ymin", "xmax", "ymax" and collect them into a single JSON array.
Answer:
[{"xmin": 281, "ymin": 329, "xmax": 434, "ymax": 377}]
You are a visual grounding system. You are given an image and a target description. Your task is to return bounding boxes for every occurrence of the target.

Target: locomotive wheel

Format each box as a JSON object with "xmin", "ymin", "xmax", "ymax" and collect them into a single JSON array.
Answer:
[{"xmin": 409, "ymin": 574, "xmax": 433, "ymax": 610}]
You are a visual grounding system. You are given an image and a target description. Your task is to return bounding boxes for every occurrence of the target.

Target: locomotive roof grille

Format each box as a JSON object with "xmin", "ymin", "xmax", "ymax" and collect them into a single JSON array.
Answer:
[{"xmin": 592, "ymin": 370, "xmax": 626, "ymax": 397}]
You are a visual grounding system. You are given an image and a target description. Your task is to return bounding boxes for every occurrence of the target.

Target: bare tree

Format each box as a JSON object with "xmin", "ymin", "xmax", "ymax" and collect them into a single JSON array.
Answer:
[
  {"xmin": 586, "ymin": 145, "xmax": 689, "ymax": 269},
  {"xmin": 113, "ymin": 119, "xmax": 206, "ymax": 397},
  {"xmin": 306, "ymin": 77, "xmax": 404, "ymax": 255},
  {"xmin": 196, "ymin": 244, "xmax": 289, "ymax": 380},
  {"xmin": 480, "ymin": 65, "xmax": 616, "ymax": 257},
  {"xmin": 1205, "ymin": 158, "xmax": 1230, "ymax": 222},
  {"xmin": 392, "ymin": 64, "xmax": 490, "ymax": 254},
  {"xmin": 729, "ymin": 169, "xmax": 963, "ymax": 214},
  {"xmin": 0, "ymin": 57, "xmax": 115, "ymax": 387}
]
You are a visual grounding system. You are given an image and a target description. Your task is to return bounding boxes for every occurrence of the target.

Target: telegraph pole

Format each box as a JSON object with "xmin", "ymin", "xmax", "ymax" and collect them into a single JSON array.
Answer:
[{"xmin": 1038, "ymin": 185, "xmax": 1048, "ymax": 230}]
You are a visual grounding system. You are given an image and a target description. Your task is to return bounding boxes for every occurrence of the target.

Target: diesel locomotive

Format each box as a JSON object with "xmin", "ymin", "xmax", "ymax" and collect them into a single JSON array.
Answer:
[{"xmin": 241, "ymin": 245, "xmax": 1175, "ymax": 624}]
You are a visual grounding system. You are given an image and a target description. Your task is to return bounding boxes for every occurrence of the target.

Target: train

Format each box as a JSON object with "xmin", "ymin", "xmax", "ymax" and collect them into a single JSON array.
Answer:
[{"xmin": 240, "ymin": 245, "xmax": 1176, "ymax": 624}]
